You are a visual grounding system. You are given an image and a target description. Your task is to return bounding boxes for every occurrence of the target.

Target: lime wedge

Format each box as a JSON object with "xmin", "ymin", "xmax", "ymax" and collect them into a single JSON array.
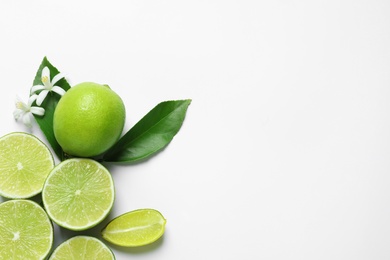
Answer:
[
  {"xmin": 102, "ymin": 208, "xmax": 166, "ymax": 247},
  {"xmin": 42, "ymin": 158, "xmax": 115, "ymax": 231},
  {"xmin": 0, "ymin": 132, "xmax": 54, "ymax": 198},
  {"xmin": 0, "ymin": 199, "xmax": 53, "ymax": 259},
  {"xmin": 49, "ymin": 236, "xmax": 115, "ymax": 260}
]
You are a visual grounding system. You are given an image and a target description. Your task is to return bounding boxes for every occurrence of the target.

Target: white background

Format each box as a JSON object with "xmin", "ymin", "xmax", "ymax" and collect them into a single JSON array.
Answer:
[{"xmin": 1, "ymin": 0, "xmax": 390, "ymax": 259}]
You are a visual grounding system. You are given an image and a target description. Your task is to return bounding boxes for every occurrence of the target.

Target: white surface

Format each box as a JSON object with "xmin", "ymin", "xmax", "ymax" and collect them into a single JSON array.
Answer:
[{"xmin": 1, "ymin": 0, "xmax": 390, "ymax": 259}]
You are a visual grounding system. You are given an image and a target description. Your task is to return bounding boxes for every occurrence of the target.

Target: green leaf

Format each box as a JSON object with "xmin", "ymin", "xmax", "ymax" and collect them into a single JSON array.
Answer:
[
  {"xmin": 103, "ymin": 99, "xmax": 191, "ymax": 163},
  {"xmin": 32, "ymin": 57, "xmax": 71, "ymax": 160}
]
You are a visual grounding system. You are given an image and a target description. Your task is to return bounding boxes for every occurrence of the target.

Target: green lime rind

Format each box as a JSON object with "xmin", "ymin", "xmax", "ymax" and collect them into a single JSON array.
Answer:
[
  {"xmin": 42, "ymin": 158, "xmax": 115, "ymax": 231},
  {"xmin": 0, "ymin": 199, "xmax": 53, "ymax": 260},
  {"xmin": 0, "ymin": 132, "xmax": 54, "ymax": 199},
  {"xmin": 102, "ymin": 208, "xmax": 166, "ymax": 247},
  {"xmin": 49, "ymin": 236, "xmax": 115, "ymax": 260},
  {"xmin": 53, "ymin": 82, "xmax": 125, "ymax": 158}
]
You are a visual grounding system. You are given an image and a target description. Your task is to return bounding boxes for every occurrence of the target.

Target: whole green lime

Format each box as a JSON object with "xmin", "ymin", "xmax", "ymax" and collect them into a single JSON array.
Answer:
[{"xmin": 53, "ymin": 82, "xmax": 125, "ymax": 157}]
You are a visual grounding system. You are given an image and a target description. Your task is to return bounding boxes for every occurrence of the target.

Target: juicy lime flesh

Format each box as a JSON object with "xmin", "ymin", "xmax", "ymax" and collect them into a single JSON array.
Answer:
[
  {"xmin": 0, "ymin": 132, "xmax": 54, "ymax": 198},
  {"xmin": 53, "ymin": 82, "xmax": 126, "ymax": 157},
  {"xmin": 42, "ymin": 159, "xmax": 115, "ymax": 230},
  {"xmin": 102, "ymin": 209, "xmax": 166, "ymax": 247},
  {"xmin": 0, "ymin": 200, "xmax": 53, "ymax": 260},
  {"xmin": 49, "ymin": 236, "xmax": 115, "ymax": 260}
]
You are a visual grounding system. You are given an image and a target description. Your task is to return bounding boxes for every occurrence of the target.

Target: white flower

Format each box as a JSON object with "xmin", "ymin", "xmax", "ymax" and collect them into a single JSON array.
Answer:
[
  {"xmin": 13, "ymin": 95, "xmax": 45, "ymax": 128},
  {"xmin": 30, "ymin": 66, "xmax": 65, "ymax": 106}
]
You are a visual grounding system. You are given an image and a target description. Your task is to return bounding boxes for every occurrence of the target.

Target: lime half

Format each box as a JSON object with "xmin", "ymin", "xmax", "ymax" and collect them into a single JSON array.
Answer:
[
  {"xmin": 0, "ymin": 132, "xmax": 54, "ymax": 198},
  {"xmin": 49, "ymin": 236, "xmax": 115, "ymax": 260},
  {"xmin": 0, "ymin": 199, "xmax": 53, "ymax": 259},
  {"xmin": 42, "ymin": 158, "xmax": 115, "ymax": 231},
  {"xmin": 102, "ymin": 208, "xmax": 166, "ymax": 247}
]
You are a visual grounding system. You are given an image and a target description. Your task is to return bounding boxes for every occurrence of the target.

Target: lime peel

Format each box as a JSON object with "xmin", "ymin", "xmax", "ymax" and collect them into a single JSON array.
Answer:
[{"xmin": 53, "ymin": 82, "xmax": 126, "ymax": 157}]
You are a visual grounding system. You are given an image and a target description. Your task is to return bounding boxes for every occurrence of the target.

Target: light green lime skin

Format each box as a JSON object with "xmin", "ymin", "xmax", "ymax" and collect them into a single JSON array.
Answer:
[
  {"xmin": 53, "ymin": 82, "xmax": 126, "ymax": 157},
  {"xmin": 0, "ymin": 200, "xmax": 53, "ymax": 260},
  {"xmin": 49, "ymin": 236, "xmax": 115, "ymax": 260}
]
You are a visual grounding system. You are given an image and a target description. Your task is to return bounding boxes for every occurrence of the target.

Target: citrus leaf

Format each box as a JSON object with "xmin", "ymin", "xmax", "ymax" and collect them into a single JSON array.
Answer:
[
  {"xmin": 103, "ymin": 99, "xmax": 191, "ymax": 163},
  {"xmin": 32, "ymin": 57, "xmax": 71, "ymax": 160}
]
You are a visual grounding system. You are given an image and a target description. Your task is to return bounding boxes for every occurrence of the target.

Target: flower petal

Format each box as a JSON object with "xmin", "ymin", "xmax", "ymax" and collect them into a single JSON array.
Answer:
[
  {"xmin": 30, "ymin": 106, "xmax": 45, "ymax": 116},
  {"xmin": 52, "ymin": 86, "xmax": 66, "ymax": 96},
  {"xmin": 51, "ymin": 72, "xmax": 64, "ymax": 86},
  {"xmin": 22, "ymin": 113, "xmax": 32, "ymax": 128},
  {"xmin": 15, "ymin": 96, "xmax": 28, "ymax": 111},
  {"xmin": 13, "ymin": 109, "xmax": 24, "ymax": 120},
  {"xmin": 36, "ymin": 90, "xmax": 49, "ymax": 106},
  {"xmin": 42, "ymin": 66, "xmax": 50, "ymax": 79},
  {"xmin": 15, "ymin": 95, "xmax": 22, "ymax": 103},
  {"xmin": 28, "ymin": 94, "xmax": 38, "ymax": 106},
  {"xmin": 30, "ymin": 85, "xmax": 45, "ymax": 94}
]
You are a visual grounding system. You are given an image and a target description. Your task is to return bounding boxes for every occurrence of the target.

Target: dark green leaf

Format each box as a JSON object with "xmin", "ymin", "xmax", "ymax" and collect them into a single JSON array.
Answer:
[
  {"xmin": 32, "ymin": 57, "xmax": 71, "ymax": 160},
  {"xmin": 103, "ymin": 99, "xmax": 191, "ymax": 163}
]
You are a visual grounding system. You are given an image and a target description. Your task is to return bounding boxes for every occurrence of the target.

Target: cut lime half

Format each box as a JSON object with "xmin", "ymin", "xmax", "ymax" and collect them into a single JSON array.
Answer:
[
  {"xmin": 0, "ymin": 132, "xmax": 54, "ymax": 198},
  {"xmin": 0, "ymin": 199, "xmax": 53, "ymax": 259},
  {"xmin": 102, "ymin": 208, "xmax": 166, "ymax": 247},
  {"xmin": 42, "ymin": 158, "xmax": 115, "ymax": 231},
  {"xmin": 49, "ymin": 236, "xmax": 115, "ymax": 260}
]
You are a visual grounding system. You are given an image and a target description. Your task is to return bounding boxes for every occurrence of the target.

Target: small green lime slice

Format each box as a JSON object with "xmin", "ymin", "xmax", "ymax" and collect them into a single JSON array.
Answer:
[
  {"xmin": 42, "ymin": 158, "xmax": 115, "ymax": 231},
  {"xmin": 49, "ymin": 236, "xmax": 115, "ymax": 260},
  {"xmin": 102, "ymin": 208, "xmax": 166, "ymax": 247},
  {"xmin": 0, "ymin": 199, "xmax": 53, "ymax": 259},
  {"xmin": 0, "ymin": 132, "xmax": 54, "ymax": 198}
]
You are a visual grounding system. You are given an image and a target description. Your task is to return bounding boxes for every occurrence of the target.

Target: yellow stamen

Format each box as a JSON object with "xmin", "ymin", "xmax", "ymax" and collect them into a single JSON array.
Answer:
[
  {"xmin": 41, "ymin": 76, "xmax": 49, "ymax": 83},
  {"xmin": 15, "ymin": 102, "xmax": 24, "ymax": 109}
]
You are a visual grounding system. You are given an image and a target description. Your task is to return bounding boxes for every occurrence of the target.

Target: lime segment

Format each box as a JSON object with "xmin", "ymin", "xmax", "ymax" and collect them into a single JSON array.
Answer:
[
  {"xmin": 0, "ymin": 132, "xmax": 54, "ymax": 198},
  {"xmin": 0, "ymin": 199, "xmax": 53, "ymax": 260},
  {"xmin": 102, "ymin": 208, "xmax": 166, "ymax": 247},
  {"xmin": 42, "ymin": 158, "xmax": 115, "ymax": 231},
  {"xmin": 49, "ymin": 236, "xmax": 115, "ymax": 260}
]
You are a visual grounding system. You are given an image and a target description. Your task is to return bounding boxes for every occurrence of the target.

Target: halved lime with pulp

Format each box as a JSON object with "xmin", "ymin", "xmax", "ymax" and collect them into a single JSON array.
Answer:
[
  {"xmin": 42, "ymin": 158, "xmax": 115, "ymax": 231},
  {"xmin": 0, "ymin": 132, "xmax": 54, "ymax": 198},
  {"xmin": 102, "ymin": 208, "xmax": 166, "ymax": 247},
  {"xmin": 49, "ymin": 236, "xmax": 115, "ymax": 260},
  {"xmin": 0, "ymin": 199, "xmax": 53, "ymax": 259}
]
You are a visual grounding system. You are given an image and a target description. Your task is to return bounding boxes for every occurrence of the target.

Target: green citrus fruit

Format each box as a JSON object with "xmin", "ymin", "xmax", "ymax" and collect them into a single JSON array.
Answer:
[
  {"xmin": 42, "ymin": 158, "xmax": 115, "ymax": 231},
  {"xmin": 0, "ymin": 132, "xmax": 54, "ymax": 198},
  {"xmin": 102, "ymin": 208, "xmax": 166, "ymax": 247},
  {"xmin": 49, "ymin": 236, "xmax": 115, "ymax": 260},
  {"xmin": 0, "ymin": 199, "xmax": 53, "ymax": 259},
  {"xmin": 53, "ymin": 82, "xmax": 125, "ymax": 157}
]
